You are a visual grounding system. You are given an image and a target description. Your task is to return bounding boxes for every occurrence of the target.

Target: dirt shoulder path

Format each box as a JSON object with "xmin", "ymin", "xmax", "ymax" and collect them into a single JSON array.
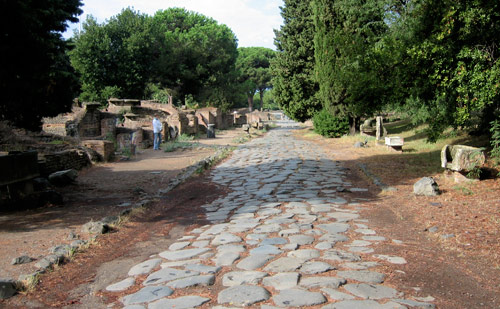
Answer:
[{"xmin": 0, "ymin": 128, "xmax": 245, "ymax": 284}]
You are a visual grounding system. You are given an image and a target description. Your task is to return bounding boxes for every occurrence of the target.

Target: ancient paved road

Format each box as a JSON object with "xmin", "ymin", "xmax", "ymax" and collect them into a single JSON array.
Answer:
[{"xmin": 106, "ymin": 121, "xmax": 435, "ymax": 308}]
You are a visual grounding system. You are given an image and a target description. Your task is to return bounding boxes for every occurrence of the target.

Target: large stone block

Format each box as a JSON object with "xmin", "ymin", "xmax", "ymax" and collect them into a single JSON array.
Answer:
[{"xmin": 441, "ymin": 145, "xmax": 485, "ymax": 172}]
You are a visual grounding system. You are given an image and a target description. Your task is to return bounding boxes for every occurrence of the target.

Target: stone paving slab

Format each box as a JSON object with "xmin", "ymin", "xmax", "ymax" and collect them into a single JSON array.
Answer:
[
  {"xmin": 272, "ymin": 288, "xmax": 327, "ymax": 307},
  {"xmin": 218, "ymin": 285, "xmax": 271, "ymax": 306}
]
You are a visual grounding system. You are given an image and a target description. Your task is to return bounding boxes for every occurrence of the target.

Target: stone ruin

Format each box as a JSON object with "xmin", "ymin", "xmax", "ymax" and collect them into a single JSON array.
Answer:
[
  {"xmin": 42, "ymin": 100, "xmax": 274, "ymax": 161},
  {"xmin": 360, "ymin": 116, "xmax": 387, "ymax": 141},
  {"xmin": 441, "ymin": 144, "xmax": 485, "ymax": 182}
]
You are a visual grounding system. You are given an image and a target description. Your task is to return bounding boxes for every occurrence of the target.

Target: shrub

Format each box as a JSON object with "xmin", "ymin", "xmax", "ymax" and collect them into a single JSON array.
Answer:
[
  {"xmin": 313, "ymin": 109, "xmax": 349, "ymax": 138},
  {"xmin": 490, "ymin": 119, "xmax": 500, "ymax": 164}
]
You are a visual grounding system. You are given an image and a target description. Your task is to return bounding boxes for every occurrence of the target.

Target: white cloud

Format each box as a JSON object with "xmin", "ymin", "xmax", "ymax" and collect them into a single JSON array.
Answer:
[{"xmin": 64, "ymin": 0, "xmax": 283, "ymax": 49}]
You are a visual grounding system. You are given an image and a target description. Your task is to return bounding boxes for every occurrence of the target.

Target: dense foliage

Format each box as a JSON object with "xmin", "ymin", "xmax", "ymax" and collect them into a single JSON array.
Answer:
[
  {"xmin": 236, "ymin": 47, "xmax": 275, "ymax": 111},
  {"xmin": 271, "ymin": 0, "xmax": 321, "ymax": 122},
  {"xmin": 70, "ymin": 9, "xmax": 154, "ymax": 103},
  {"xmin": 70, "ymin": 8, "xmax": 238, "ymax": 109},
  {"xmin": 151, "ymin": 9, "xmax": 239, "ymax": 109},
  {"xmin": 0, "ymin": 0, "xmax": 82, "ymax": 130},
  {"xmin": 275, "ymin": 0, "xmax": 500, "ymax": 148},
  {"xmin": 313, "ymin": 0, "xmax": 388, "ymax": 134},
  {"xmin": 389, "ymin": 0, "xmax": 500, "ymax": 141},
  {"xmin": 312, "ymin": 109, "xmax": 349, "ymax": 138}
]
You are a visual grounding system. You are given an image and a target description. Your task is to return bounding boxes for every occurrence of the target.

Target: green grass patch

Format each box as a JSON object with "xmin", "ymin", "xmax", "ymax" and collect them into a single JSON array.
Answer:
[{"xmin": 163, "ymin": 134, "xmax": 200, "ymax": 152}]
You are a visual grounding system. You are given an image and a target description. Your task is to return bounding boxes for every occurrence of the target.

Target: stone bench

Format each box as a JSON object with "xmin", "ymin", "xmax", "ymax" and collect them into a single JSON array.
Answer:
[
  {"xmin": 385, "ymin": 136, "xmax": 404, "ymax": 152},
  {"xmin": 441, "ymin": 145, "xmax": 485, "ymax": 172}
]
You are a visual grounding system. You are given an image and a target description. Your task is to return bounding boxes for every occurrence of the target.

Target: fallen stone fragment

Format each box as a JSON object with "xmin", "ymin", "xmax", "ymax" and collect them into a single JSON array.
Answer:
[
  {"xmin": 48, "ymin": 169, "xmax": 78, "ymax": 186},
  {"xmin": 50, "ymin": 244, "xmax": 71, "ymax": 256},
  {"xmin": 413, "ymin": 177, "xmax": 440, "ymax": 196},
  {"xmin": 11, "ymin": 255, "xmax": 34, "ymax": 265},
  {"xmin": 81, "ymin": 221, "xmax": 110, "ymax": 234},
  {"xmin": 218, "ymin": 285, "xmax": 270, "ymax": 306},
  {"xmin": 0, "ymin": 279, "xmax": 17, "ymax": 299},
  {"xmin": 273, "ymin": 288, "xmax": 327, "ymax": 307},
  {"xmin": 373, "ymin": 254, "xmax": 407, "ymax": 265}
]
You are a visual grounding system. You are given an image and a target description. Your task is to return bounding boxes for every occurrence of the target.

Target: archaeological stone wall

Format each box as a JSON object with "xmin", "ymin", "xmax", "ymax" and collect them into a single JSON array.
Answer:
[{"xmin": 39, "ymin": 149, "xmax": 91, "ymax": 176}]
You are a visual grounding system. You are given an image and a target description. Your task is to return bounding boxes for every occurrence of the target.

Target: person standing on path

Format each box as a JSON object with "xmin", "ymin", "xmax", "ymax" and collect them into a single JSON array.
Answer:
[{"xmin": 152, "ymin": 116, "xmax": 162, "ymax": 150}]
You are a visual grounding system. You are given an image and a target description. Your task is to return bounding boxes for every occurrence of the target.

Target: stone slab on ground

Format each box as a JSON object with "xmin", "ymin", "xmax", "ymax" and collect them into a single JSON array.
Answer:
[
  {"xmin": 217, "ymin": 285, "xmax": 271, "ymax": 306},
  {"xmin": 272, "ymin": 288, "xmax": 327, "ymax": 307},
  {"xmin": 121, "ymin": 286, "xmax": 173, "ymax": 305},
  {"xmin": 262, "ymin": 272, "xmax": 300, "ymax": 290},
  {"xmin": 149, "ymin": 295, "xmax": 210, "ymax": 309},
  {"xmin": 128, "ymin": 258, "xmax": 162, "ymax": 276}
]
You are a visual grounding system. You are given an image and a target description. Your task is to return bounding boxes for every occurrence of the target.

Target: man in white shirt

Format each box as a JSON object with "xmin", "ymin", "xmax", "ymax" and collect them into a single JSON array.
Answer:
[{"xmin": 152, "ymin": 116, "xmax": 162, "ymax": 150}]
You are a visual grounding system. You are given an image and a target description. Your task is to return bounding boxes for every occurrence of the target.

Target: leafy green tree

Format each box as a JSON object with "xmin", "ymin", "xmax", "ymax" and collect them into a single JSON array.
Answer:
[
  {"xmin": 236, "ymin": 47, "xmax": 275, "ymax": 111},
  {"xmin": 151, "ymin": 8, "xmax": 238, "ymax": 109},
  {"xmin": 271, "ymin": 0, "xmax": 321, "ymax": 121},
  {"xmin": 0, "ymin": 0, "xmax": 82, "ymax": 130},
  {"xmin": 70, "ymin": 8, "xmax": 154, "ymax": 103},
  {"xmin": 312, "ymin": 0, "xmax": 388, "ymax": 134},
  {"xmin": 390, "ymin": 0, "xmax": 500, "ymax": 141}
]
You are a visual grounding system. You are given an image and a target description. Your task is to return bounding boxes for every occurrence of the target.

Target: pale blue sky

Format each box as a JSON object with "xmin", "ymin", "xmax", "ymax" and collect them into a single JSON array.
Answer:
[{"xmin": 64, "ymin": 0, "xmax": 284, "ymax": 50}]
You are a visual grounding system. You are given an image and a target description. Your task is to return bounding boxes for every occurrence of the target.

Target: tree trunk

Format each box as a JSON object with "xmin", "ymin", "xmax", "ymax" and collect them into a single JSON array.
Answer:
[
  {"xmin": 349, "ymin": 116, "xmax": 360, "ymax": 135},
  {"xmin": 248, "ymin": 95, "xmax": 253, "ymax": 112},
  {"xmin": 259, "ymin": 89, "xmax": 265, "ymax": 111}
]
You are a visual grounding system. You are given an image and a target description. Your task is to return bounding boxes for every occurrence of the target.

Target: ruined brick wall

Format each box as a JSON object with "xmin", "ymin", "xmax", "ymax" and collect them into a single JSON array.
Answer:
[
  {"xmin": 247, "ymin": 111, "xmax": 270, "ymax": 124},
  {"xmin": 233, "ymin": 113, "xmax": 247, "ymax": 126},
  {"xmin": 78, "ymin": 108, "xmax": 101, "ymax": 138},
  {"xmin": 107, "ymin": 99, "xmax": 141, "ymax": 114},
  {"xmin": 101, "ymin": 118, "xmax": 116, "ymax": 138},
  {"xmin": 140, "ymin": 101, "xmax": 178, "ymax": 115},
  {"xmin": 222, "ymin": 113, "xmax": 233, "ymax": 129},
  {"xmin": 81, "ymin": 140, "xmax": 114, "ymax": 162},
  {"xmin": 39, "ymin": 149, "xmax": 91, "ymax": 176},
  {"xmin": 195, "ymin": 110, "xmax": 212, "ymax": 132},
  {"xmin": 167, "ymin": 113, "xmax": 189, "ymax": 135}
]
